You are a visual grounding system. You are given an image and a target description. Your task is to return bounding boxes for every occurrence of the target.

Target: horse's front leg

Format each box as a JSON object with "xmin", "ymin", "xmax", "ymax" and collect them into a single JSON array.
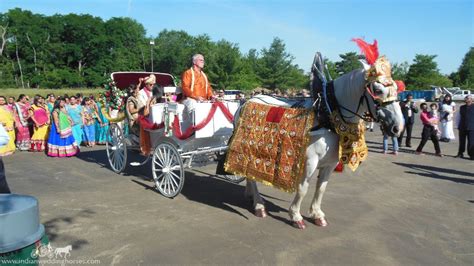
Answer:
[
  {"xmin": 308, "ymin": 165, "xmax": 336, "ymax": 227},
  {"xmin": 288, "ymin": 157, "xmax": 318, "ymax": 229},
  {"xmin": 245, "ymin": 180, "xmax": 267, "ymax": 217}
]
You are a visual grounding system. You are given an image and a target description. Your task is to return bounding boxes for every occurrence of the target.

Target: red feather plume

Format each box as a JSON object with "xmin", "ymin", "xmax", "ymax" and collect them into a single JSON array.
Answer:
[
  {"xmin": 395, "ymin": 80, "xmax": 406, "ymax": 93},
  {"xmin": 352, "ymin": 38, "xmax": 379, "ymax": 65}
]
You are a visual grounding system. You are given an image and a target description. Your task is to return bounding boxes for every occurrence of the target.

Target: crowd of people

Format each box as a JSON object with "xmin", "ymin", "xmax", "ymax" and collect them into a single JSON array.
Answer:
[
  {"xmin": 0, "ymin": 93, "xmax": 110, "ymax": 158},
  {"xmin": 379, "ymin": 93, "xmax": 473, "ymax": 160}
]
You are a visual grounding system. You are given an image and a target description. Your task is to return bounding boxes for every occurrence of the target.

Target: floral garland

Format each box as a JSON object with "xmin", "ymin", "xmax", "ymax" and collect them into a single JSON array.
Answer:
[
  {"xmin": 101, "ymin": 80, "xmax": 127, "ymax": 123},
  {"xmin": 103, "ymin": 81, "xmax": 128, "ymax": 112}
]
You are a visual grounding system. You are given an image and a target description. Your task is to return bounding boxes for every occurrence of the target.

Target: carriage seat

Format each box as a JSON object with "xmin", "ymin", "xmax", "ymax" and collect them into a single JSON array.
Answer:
[{"xmin": 148, "ymin": 101, "xmax": 240, "ymax": 138}]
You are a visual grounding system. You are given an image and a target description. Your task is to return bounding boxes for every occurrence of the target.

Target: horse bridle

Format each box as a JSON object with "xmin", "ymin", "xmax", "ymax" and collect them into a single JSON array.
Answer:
[{"xmin": 334, "ymin": 82, "xmax": 397, "ymax": 124}]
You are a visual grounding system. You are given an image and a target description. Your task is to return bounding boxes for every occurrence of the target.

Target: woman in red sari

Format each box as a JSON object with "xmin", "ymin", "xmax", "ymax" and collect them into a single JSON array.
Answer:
[
  {"xmin": 14, "ymin": 94, "xmax": 31, "ymax": 151},
  {"xmin": 29, "ymin": 95, "xmax": 50, "ymax": 152}
]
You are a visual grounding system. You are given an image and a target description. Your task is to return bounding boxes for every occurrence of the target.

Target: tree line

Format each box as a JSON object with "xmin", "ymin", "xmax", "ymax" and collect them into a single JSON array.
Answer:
[{"xmin": 0, "ymin": 8, "xmax": 472, "ymax": 91}]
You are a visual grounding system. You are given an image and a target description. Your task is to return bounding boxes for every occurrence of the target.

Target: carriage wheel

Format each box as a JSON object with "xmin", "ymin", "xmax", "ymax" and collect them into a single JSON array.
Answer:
[
  {"xmin": 152, "ymin": 142, "xmax": 185, "ymax": 198},
  {"xmin": 222, "ymin": 174, "xmax": 245, "ymax": 184},
  {"xmin": 106, "ymin": 123, "xmax": 127, "ymax": 173}
]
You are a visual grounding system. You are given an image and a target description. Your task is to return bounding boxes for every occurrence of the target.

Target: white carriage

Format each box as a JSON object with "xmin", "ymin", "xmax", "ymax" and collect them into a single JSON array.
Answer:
[{"xmin": 105, "ymin": 72, "xmax": 244, "ymax": 198}]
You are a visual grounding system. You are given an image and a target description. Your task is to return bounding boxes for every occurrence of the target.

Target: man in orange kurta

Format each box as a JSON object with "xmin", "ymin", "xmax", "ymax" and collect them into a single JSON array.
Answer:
[
  {"xmin": 180, "ymin": 54, "xmax": 214, "ymax": 126},
  {"xmin": 181, "ymin": 54, "xmax": 213, "ymax": 102}
]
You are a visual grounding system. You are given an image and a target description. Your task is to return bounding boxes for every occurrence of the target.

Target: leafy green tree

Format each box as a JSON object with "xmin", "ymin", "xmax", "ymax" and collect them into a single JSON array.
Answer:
[
  {"xmin": 0, "ymin": 59, "xmax": 16, "ymax": 87},
  {"xmin": 0, "ymin": 9, "xmax": 318, "ymax": 91},
  {"xmin": 335, "ymin": 52, "xmax": 361, "ymax": 75},
  {"xmin": 205, "ymin": 40, "xmax": 241, "ymax": 90},
  {"xmin": 39, "ymin": 69, "xmax": 83, "ymax": 88},
  {"xmin": 2, "ymin": 8, "xmax": 44, "ymax": 87},
  {"xmin": 405, "ymin": 54, "xmax": 452, "ymax": 89},
  {"xmin": 103, "ymin": 17, "xmax": 147, "ymax": 73},
  {"xmin": 153, "ymin": 30, "xmax": 195, "ymax": 77},
  {"xmin": 228, "ymin": 50, "xmax": 260, "ymax": 91},
  {"xmin": 449, "ymin": 71, "xmax": 461, "ymax": 87},
  {"xmin": 392, "ymin": 61, "xmax": 409, "ymax": 81},
  {"xmin": 256, "ymin": 37, "xmax": 294, "ymax": 90},
  {"xmin": 456, "ymin": 47, "xmax": 474, "ymax": 88},
  {"xmin": 61, "ymin": 14, "xmax": 107, "ymax": 77},
  {"xmin": 286, "ymin": 67, "xmax": 309, "ymax": 89}
]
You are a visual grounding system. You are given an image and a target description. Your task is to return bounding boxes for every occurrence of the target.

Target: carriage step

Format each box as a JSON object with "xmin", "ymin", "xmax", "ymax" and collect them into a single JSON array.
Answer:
[{"xmin": 130, "ymin": 157, "xmax": 152, "ymax": 167}]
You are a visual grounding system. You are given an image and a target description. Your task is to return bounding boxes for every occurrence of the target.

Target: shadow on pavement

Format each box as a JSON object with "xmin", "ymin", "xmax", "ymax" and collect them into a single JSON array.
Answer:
[
  {"xmin": 393, "ymin": 162, "xmax": 474, "ymax": 185},
  {"xmin": 77, "ymin": 149, "xmax": 292, "ymax": 225},
  {"xmin": 44, "ymin": 209, "xmax": 94, "ymax": 250},
  {"xmin": 183, "ymin": 171, "xmax": 289, "ymax": 223},
  {"xmin": 181, "ymin": 171, "xmax": 251, "ymax": 220},
  {"xmin": 131, "ymin": 169, "xmax": 290, "ymax": 222},
  {"xmin": 76, "ymin": 148, "xmax": 110, "ymax": 168},
  {"xmin": 77, "ymin": 149, "xmax": 153, "ymax": 181}
]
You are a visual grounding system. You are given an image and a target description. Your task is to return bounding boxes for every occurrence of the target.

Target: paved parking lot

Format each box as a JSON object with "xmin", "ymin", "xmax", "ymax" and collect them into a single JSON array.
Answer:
[{"xmin": 4, "ymin": 121, "xmax": 473, "ymax": 265}]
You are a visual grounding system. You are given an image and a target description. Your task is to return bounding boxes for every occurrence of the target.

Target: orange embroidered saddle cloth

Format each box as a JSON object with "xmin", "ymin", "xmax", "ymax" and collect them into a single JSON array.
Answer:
[{"xmin": 225, "ymin": 102, "xmax": 314, "ymax": 192}]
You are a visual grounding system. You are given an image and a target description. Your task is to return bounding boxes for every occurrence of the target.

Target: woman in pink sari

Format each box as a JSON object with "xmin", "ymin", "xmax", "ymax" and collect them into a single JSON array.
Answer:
[
  {"xmin": 14, "ymin": 94, "xmax": 31, "ymax": 151},
  {"xmin": 29, "ymin": 95, "xmax": 50, "ymax": 152}
]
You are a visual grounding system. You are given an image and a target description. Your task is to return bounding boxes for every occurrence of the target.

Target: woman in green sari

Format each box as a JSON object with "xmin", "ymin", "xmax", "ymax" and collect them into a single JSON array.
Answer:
[{"xmin": 47, "ymin": 97, "xmax": 78, "ymax": 157}]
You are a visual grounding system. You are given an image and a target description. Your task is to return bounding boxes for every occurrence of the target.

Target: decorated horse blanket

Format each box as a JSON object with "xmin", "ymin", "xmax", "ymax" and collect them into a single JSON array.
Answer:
[{"xmin": 225, "ymin": 102, "xmax": 314, "ymax": 192}]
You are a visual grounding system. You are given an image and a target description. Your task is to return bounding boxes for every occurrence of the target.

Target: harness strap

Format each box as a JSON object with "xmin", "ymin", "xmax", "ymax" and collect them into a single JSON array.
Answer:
[{"xmin": 336, "ymin": 94, "xmax": 370, "ymax": 124}]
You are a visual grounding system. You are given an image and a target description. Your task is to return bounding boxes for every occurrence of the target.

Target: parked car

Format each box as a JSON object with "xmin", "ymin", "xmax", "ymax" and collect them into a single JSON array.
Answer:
[
  {"xmin": 450, "ymin": 90, "xmax": 473, "ymax": 101},
  {"xmin": 223, "ymin": 90, "xmax": 242, "ymax": 100}
]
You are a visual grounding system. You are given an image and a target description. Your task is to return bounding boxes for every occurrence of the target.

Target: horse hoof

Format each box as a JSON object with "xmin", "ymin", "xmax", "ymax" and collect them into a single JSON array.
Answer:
[
  {"xmin": 255, "ymin": 208, "xmax": 267, "ymax": 218},
  {"xmin": 292, "ymin": 220, "xmax": 306, "ymax": 229},
  {"xmin": 314, "ymin": 217, "xmax": 328, "ymax": 227}
]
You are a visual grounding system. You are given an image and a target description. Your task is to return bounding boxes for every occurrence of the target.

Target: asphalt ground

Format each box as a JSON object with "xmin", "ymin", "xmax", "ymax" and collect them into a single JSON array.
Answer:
[{"xmin": 4, "ymin": 116, "xmax": 474, "ymax": 265}]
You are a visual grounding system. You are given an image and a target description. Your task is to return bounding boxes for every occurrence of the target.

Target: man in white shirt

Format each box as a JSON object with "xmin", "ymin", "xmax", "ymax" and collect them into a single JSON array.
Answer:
[{"xmin": 137, "ymin": 74, "xmax": 156, "ymax": 110}]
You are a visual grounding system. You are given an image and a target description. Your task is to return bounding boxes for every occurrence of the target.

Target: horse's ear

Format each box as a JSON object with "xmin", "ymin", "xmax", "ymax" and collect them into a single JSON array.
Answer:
[{"xmin": 359, "ymin": 59, "xmax": 371, "ymax": 71}]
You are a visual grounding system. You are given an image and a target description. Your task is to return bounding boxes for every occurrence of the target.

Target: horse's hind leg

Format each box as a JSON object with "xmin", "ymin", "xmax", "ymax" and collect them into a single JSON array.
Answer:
[
  {"xmin": 308, "ymin": 166, "xmax": 336, "ymax": 227},
  {"xmin": 245, "ymin": 180, "xmax": 267, "ymax": 217}
]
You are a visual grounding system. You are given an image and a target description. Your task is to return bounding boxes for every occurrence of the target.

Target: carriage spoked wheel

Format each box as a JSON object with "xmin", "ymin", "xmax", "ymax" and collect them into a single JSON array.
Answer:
[
  {"xmin": 152, "ymin": 142, "xmax": 185, "ymax": 198},
  {"xmin": 106, "ymin": 123, "xmax": 127, "ymax": 173}
]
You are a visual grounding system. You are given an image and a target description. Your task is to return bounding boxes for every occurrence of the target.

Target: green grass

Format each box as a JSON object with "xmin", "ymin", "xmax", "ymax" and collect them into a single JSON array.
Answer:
[{"xmin": 0, "ymin": 88, "xmax": 104, "ymax": 99}]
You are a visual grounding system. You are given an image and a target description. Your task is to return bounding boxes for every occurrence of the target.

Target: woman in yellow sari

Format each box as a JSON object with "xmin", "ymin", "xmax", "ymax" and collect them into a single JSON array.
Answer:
[
  {"xmin": 0, "ymin": 96, "xmax": 16, "ymax": 156},
  {"xmin": 29, "ymin": 95, "xmax": 50, "ymax": 152}
]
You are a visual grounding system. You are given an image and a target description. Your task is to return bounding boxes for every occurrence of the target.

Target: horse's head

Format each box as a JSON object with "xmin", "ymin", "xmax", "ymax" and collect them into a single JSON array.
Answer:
[{"xmin": 361, "ymin": 58, "xmax": 404, "ymax": 137}]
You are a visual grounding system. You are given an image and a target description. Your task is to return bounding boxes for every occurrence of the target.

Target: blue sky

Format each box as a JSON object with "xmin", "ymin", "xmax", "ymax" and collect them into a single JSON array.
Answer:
[{"xmin": 0, "ymin": 0, "xmax": 472, "ymax": 74}]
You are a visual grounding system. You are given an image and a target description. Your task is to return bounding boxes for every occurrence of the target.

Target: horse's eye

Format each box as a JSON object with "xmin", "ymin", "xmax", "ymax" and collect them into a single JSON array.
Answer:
[{"xmin": 373, "ymin": 88, "xmax": 384, "ymax": 95}]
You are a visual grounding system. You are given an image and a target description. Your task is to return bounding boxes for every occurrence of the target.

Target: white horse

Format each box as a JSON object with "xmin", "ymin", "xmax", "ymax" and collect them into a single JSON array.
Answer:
[{"xmin": 236, "ymin": 55, "xmax": 404, "ymax": 229}]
